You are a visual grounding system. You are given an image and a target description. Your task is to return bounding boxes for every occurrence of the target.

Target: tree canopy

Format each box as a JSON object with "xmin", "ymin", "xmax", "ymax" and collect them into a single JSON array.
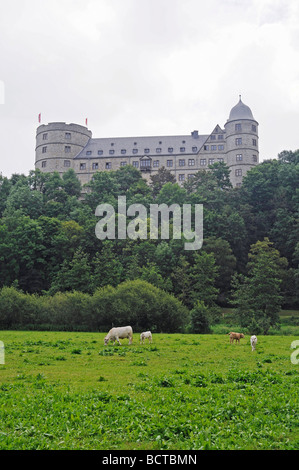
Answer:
[{"xmin": 0, "ymin": 153, "xmax": 298, "ymax": 332}]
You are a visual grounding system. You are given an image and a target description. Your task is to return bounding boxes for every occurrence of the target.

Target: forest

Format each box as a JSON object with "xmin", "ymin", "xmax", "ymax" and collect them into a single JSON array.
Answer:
[{"xmin": 0, "ymin": 150, "xmax": 298, "ymax": 333}]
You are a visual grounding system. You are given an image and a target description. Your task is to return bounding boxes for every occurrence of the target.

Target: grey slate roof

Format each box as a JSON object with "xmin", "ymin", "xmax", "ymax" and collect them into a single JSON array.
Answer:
[
  {"xmin": 74, "ymin": 133, "xmax": 210, "ymax": 159},
  {"xmin": 228, "ymin": 97, "xmax": 254, "ymax": 121}
]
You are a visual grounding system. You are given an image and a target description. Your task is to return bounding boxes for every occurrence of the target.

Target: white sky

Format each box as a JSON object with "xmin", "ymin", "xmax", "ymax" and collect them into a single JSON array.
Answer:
[{"xmin": 0, "ymin": 0, "xmax": 299, "ymax": 177}]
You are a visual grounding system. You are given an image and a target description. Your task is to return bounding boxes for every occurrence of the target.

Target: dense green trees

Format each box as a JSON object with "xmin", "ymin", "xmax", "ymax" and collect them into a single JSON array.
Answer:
[
  {"xmin": 232, "ymin": 238, "xmax": 288, "ymax": 334},
  {"xmin": 0, "ymin": 152, "xmax": 298, "ymax": 332},
  {"xmin": 0, "ymin": 282, "xmax": 189, "ymax": 333}
]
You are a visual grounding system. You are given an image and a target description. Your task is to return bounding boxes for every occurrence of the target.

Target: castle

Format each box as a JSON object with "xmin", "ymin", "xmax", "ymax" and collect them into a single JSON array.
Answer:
[{"xmin": 35, "ymin": 97, "xmax": 259, "ymax": 187}]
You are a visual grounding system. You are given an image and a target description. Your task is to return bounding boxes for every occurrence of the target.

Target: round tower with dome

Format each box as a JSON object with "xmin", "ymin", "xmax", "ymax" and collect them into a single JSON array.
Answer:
[{"xmin": 224, "ymin": 96, "xmax": 259, "ymax": 187}]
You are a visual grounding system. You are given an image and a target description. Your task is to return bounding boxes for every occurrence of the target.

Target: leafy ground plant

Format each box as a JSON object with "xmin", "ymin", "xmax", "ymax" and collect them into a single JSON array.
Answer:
[{"xmin": 0, "ymin": 331, "xmax": 298, "ymax": 450}]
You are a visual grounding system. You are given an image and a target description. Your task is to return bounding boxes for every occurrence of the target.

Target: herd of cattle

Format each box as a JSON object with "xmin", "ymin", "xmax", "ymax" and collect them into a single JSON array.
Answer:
[{"xmin": 103, "ymin": 326, "xmax": 258, "ymax": 351}]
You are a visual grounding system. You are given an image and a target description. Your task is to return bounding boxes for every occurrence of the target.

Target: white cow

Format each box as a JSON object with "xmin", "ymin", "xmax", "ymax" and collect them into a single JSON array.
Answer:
[
  {"xmin": 250, "ymin": 335, "xmax": 257, "ymax": 351},
  {"xmin": 104, "ymin": 326, "xmax": 133, "ymax": 345},
  {"xmin": 140, "ymin": 331, "xmax": 152, "ymax": 344}
]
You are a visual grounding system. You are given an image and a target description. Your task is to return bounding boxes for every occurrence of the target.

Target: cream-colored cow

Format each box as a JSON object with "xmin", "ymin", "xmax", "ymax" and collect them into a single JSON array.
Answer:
[
  {"xmin": 104, "ymin": 326, "xmax": 133, "ymax": 345},
  {"xmin": 140, "ymin": 331, "xmax": 152, "ymax": 344}
]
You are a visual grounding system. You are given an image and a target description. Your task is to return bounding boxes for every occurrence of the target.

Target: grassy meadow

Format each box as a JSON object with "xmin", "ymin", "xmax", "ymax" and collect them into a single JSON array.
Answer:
[{"xmin": 0, "ymin": 330, "xmax": 298, "ymax": 450}]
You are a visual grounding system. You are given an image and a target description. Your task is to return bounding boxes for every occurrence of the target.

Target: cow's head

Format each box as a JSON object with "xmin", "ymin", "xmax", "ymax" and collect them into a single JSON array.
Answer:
[{"xmin": 104, "ymin": 336, "xmax": 109, "ymax": 345}]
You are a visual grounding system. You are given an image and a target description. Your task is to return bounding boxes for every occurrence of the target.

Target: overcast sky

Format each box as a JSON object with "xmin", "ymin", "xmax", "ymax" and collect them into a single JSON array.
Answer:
[{"xmin": 0, "ymin": 0, "xmax": 299, "ymax": 177}]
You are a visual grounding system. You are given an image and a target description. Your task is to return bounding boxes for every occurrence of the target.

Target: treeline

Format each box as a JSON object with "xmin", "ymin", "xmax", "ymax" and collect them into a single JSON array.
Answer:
[
  {"xmin": 0, "ymin": 281, "xmax": 189, "ymax": 332},
  {"xmin": 0, "ymin": 150, "xmax": 298, "ymax": 332}
]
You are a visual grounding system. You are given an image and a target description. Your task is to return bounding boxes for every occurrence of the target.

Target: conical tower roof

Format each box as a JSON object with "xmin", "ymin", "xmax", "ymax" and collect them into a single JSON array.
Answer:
[{"xmin": 227, "ymin": 96, "xmax": 254, "ymax": 121}]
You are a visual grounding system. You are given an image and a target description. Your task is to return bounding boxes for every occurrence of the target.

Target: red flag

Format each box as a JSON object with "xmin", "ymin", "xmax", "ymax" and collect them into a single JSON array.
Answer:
[
  {"xmin": 38, "ymin": 113, "xmax": 41, "ymax": 123},
  {"xmin": 85, "ymin": 118, "xmax": 88, "ymax": 126}
]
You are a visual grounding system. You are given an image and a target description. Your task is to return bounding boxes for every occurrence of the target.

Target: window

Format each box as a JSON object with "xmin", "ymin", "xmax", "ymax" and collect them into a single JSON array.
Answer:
[
  {"xmin": 235, "ymin": 138, "xmax": 242, "ymax": 145},
  {"xmin": 180, "ymin": 147, "xmax": 185, "ymax": 152},
  {"xmin": 211, "ymin": 145, "xmax": 217, "ymax": 151},
  {"xmin": 188, "ymin": 159, "xmax": 195, "ymax": 166},
  {"xmin": 42, "ymin": 146, "xmax": 47, "ymax": 153},
  {"xmin": 179, "ymin": 174, "xmax": 185, "ymax": 181},
  {"xmin": 168, "ymin": 147, "xmax": 173, "ymax": 153},
  {"xmin": 86, "ymin": 150, "xmax": 92, "ymax": 155},
  {"xmin": 121, "ymin": 149, "xmax": 126, "ymax": 154},
  {"xmin": 167, "ymin": 160, "xmax": 173, "ymax": 167},
  {"xmin": 218, "ymin": 145, "xmax": 224, "ymax": 151},
  {"xmin": 235, "ymin": 169, "xmax": 242, "ymax": 177},
  {"xmin": 235, "ymin": 123, "xmax": 242, "ymax": 131},
  {"xmin": 252, "ymin": 139, "xmax": 257, "ymax": 146},
  {"xmin": 252, "ymin": 124, "xmax": 256, "ymax": 132},
  {"xmin": 204, "ymin": 145, "xmax": 209, "ymax": 150},
  {"xmin": 188, "ymin": 174, "xmax": 195, "ymax": 179},
  {"xmin": 120, "ymin": 162, "xmax": 127, "ymax": 166},
  {"xmin": 41, "ymin": 161, "xmax": 46, "ymax": 168},
  {"xmin": 179, "ymin": 159, "xmax": 185, "ymax": 166},
  {"xmin": 236, "ymin": 154, "xmax": 243, "ymax": 161},
  {"xmin": 64, "ymin": 160, "xmax": 71, "ymax": 167},
  {"xmin": 156, "ymin": 148, "xmax": 161, "ymax": 153},
  {"xmin": 98, "ymin": 150, "xmax": 103, "ymax": 155},
  {"xmin": 140, "ymin": 159, "xmax": 151, "ymax": 168},
  {"xmin": 109, "ymin": 149, "xmax": 115, "ymax": 155},
  {"xmin": 106, "ymin": 162, "xmax": 112, "ymax": 169},
  {"xmin": 192, "ymin": 146, "xmax": 197, "ymax": 152},
  {"xmin": 80, "ymin": 163, "xmax": 86, "ymax": 170},
  {"xmin": 132, "ymin": 161, "xmax": 139, "ymax": 168},
  {"xmin": 65, "ymin": 132, "xmax": 71, "ymax": 140},
  {"xmin": 92, "ymin": 162, "xmax": 98, "ymax": 170},
  {"xmin": 208, "ymin": 158, "xmax": 215, "ymax": 165},
  {"xmin": 218, "ymin": 158, "xmax": 224, "ymax": 162},
  {"xmin": 218, "ymin": 134, "xmax": 223, "ymax": 140},
  {"xmin": 200, "ymin": 159, "xmax": 206, "ymax": 166},
  {"xmin": 153, "ymin": 160, "xmax": 159, "ymax": 167},
  {"xmin": 132, "ymin": 149, "xmax": 138, "ymax": 154},
  {"xmin": 252, "ymin": 155, "xmax": 257, "ymax": 162},
  {"xmin": 210, "ymin": 135, "xmax": 216, "ymax": 140},
  {"xmin": 144, "ymin": 148, "xmax": 150, "ymax": 154},
  {"xmin": 42, "ymin": 133, "xmax": 48, "ymax": 140},
  {"xmin": 65, "ymin": 146, "xmax": 71, "ymax": 153}
]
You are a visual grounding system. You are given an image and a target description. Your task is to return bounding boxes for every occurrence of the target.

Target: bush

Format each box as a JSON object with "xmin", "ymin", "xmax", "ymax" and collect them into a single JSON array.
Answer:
[
  {"xmin": 190, "ymin": 301, "xmax": 211, "ymax": 333},
  {"xmin": 0, "ymin": 281, "xmax": 189, "ymax": 333}
]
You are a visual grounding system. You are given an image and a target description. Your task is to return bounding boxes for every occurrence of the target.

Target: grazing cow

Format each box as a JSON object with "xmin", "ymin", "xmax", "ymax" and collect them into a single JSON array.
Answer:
[
  {"xmin": 104, "ymin": 326, "xmax": 133, "ymax": 345},
  {"xmin": 250, "ymin": 335, "xmax": 257, "ymax": 351},
  {"xmin": 228, "ymin": 332, "xmax": 245, "ymax": 344},
  {"xmin": 140, "ymin": 331, "xmax": 152, "ymax": 344}
]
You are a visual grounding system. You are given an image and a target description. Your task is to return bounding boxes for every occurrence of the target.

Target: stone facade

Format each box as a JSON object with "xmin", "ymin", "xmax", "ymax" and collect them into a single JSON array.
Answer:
[{"xmin": 35, "ymin": 97, "xmax": 259, "ymax": 187}]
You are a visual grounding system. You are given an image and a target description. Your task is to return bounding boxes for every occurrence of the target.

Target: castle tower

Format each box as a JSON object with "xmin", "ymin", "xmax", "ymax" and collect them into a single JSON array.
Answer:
[
  {"xmin": 224, "ymin": 96, "xmax": 259, "ymax": 186},
  {"xmin": 35, "ymin": 122, "xmax": 92, "ymax": 176}
]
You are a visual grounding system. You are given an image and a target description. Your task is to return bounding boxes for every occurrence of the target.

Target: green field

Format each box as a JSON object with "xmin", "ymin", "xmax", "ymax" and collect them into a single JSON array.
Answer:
[{"xmin": 0, "ymin": 330, "xmax": 298, "ymax": 450}]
